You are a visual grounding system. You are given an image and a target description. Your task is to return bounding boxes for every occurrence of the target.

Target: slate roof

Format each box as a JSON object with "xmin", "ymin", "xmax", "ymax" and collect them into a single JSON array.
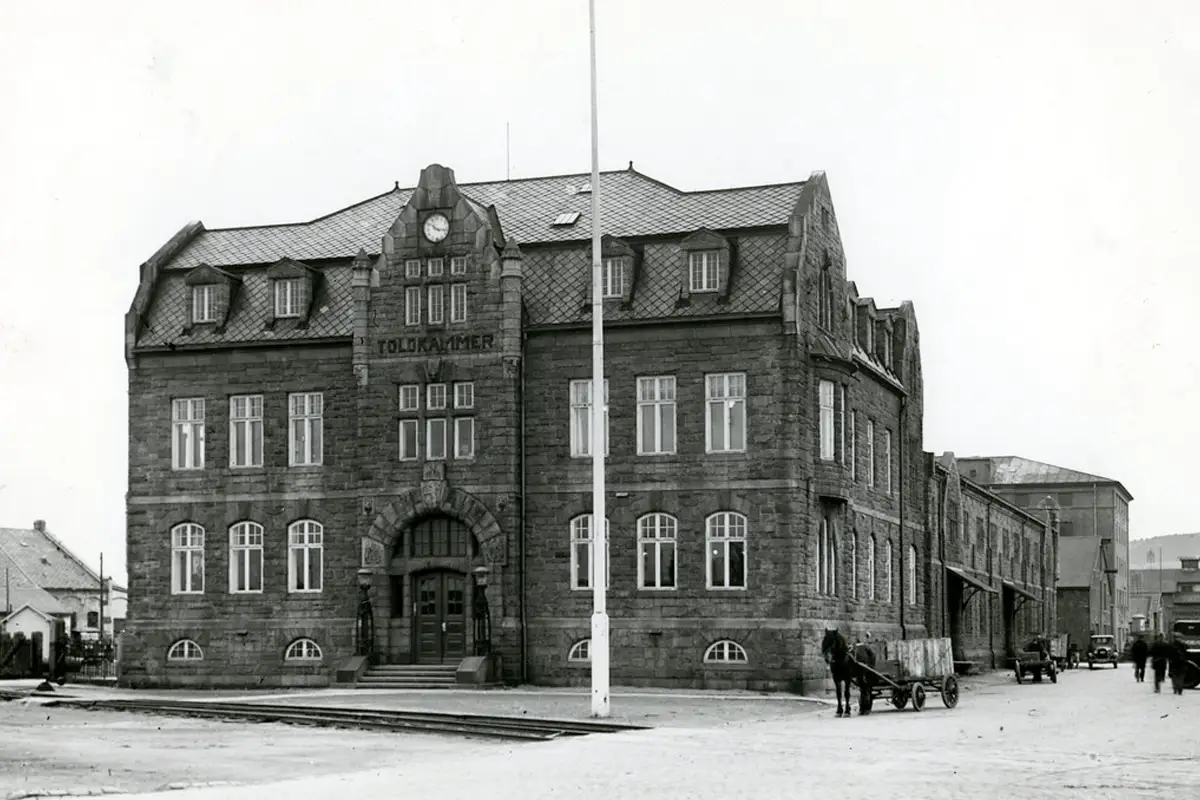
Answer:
[
  {"xmin": 163, "ymin": 169, "xmax": 806, "ymax": 271},
  {"xmin": 0, "ymin": 526, "xmax": 110, "ymax": 592},
  {"xmin": 0, "ymin": 545, "xmax": 66, "ymax": 615},
  {"xmin": 1058, "ymin": 537, "xmax": 1102, "ymax": 589},
  {"xmin": 967, "ymin": 456, "xmax": 1133, "ymax": 500}
]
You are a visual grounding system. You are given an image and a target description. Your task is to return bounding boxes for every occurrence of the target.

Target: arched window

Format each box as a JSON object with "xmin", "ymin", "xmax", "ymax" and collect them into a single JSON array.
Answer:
[
  {"xmin": 818, "ymin": 513, "xmax": 836, "ymax": 595},
  {"xmin": 884, "ymin": 539, "xmax": 894, "ymax": 604},
  {"xmin": 171, "ymin": 523, "xmax": 205, "ymax": 595},
  {"xmin": 567, "ymin": 639, "xmax": 591, "ymax": 663},
  {"xmin": 407, "ymin": 515, "xmax": 473, "ymax": 558},
  {"xmin": 703, "ymin": 640, "xmax": 749, "ymax": 664},
  {"xmin": 849, "ymin": 530, "xmax": 858, "ymax": 599},
  {"xmin": 706, "ymin": 512, "xmax": 747, "ymax": 590},
  {"xmin": 229, "ymin": 521, "xmax": 264, "ymax": 594},
  {"xmin": 867, "ymin": 535, "xmax": 877, "ymax": 600},
  {"xmin": 288, "ymin": 520, "xmax": 323, "ymax": 593},
  {"xmin": 167, "ymin": 639, "xmax": 203, "ymax": 661},
  {"xmin": 908, "ymin": 545, "xmax": 918, "ymax": 605},
  {"xmin": 637, "ymin": 514, "xmax": 677, "ymax": 589},
  {"xmin": 284, "ymin": 638, "xmax": 322, "ymax": 661},
  {"xmin": 570, "ymin": 515, "xmax": 610, "ymax": 591}
]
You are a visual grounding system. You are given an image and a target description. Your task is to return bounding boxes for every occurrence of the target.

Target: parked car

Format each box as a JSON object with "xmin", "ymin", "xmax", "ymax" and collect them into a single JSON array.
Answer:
[{"xmin": 1087, "ymin": 634, "xmax": 1119, "ymax": 669}]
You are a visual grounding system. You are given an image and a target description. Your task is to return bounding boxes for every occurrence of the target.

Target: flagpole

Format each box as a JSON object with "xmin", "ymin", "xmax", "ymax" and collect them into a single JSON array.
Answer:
[{"xmin": 587, "ymin": 0, "xmax": 610, "ymax": 719}]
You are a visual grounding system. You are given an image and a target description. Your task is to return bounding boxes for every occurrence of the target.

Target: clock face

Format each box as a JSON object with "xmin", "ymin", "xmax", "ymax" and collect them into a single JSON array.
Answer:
[{"xmin": 423, "ymin": 213, "xmax": 450, "ymax": 243}]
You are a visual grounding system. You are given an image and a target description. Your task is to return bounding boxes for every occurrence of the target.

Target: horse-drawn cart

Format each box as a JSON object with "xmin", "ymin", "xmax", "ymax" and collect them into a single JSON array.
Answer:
[
  {"xmin": 1014, "ymin": 636, "xmax": 1058, "ymax": 684},
  {"xmin": 853, "ymin": 637, "xmax": 960, "ymax": 714}
]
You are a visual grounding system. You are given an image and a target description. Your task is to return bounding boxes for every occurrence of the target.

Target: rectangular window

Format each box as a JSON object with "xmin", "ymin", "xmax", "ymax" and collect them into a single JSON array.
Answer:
[
  {"xmin": 428, "ymin": 257, "xmax": 444, "ymax": 277},
  {"xmin": 450, "ymin": 284, "xmax": 468, "ymax": 322},
  {"xmin": 706, "ymin": 513, "xmax": 747, "ymax": 589},
  {"xmin": 818, "ymin": 380, "xmax": 835, "ymax": 460},
  {"xmin": 171, "ymin": 525, "xmax": 204, "ymax": 594},
  {"xmin": 274, "ymin": 278, "xmax": 303, "ymax": 318},
  {"xmin": 705, "ymin": 373, "xmax": 746, "ymax": 453},
  {"xmin": 884, "ymin": 429, "xmax": 893, "ymax": 495},
  {"xmin": 866, "ymin": 420, "xmax": 876, "ymax": 488},
  {"xmin": 405, "ymin": 259, "xmax": 422, "ymax": 279},
  {"xmin": 636, "ymin": 376, "xmax": 676, "ymax": 455},
  {"xmin": 229, "ymin": 524, "xmax": 263, "ymax": 594},
  {"xmin": 172, "ymin": 398, "xmax": 205, "ymax": 470},
  {"xmin": 839, "ymin": 386, "xmax": 846, "ymax": 464},
  {"xmin": 454, "ymin": 417, "xmax": 475, "ymax": 459},
  {"xmin": 229, "ymin": 395, "xmax": 263, "ymax": 468},
  {"xmin": 569, "ymin": 379, "xmax": 609, "ymax": 457},
  {"xmin": 849, "ymin": 412, "xmax": 857, "ymax": 482},
  {"xmin": 404, "ymin": 287, "xmax": 421, "ymax": 326},
  {"xmin": 191, "ymin": 285, "xmax": 216, "ymax": 323},
  {"xmin": 288, "ymin": 523, "xmax": 323, "ymax": 593},
  {"xmin": 602, "ymin": 258, "xmax": 625, "ymax": 298},
  {"xmin": 689, "ymin": 250, "xmax": 720, "ymax": 292},
  {"xmin": 288, "ymin": 392, "xmax": 323, "ymax": 466},
  {"xmin": 427, "ymin": 284, "xmax": 445, "ymax": 324},
  {"xmin": 399, "ymin": 384, "xmax": 420, "ymax": 411},
  {"xmin": 427, "ymin": 383, "xmax": 447, "ymax": 411},
  {"xmin": 450, "ymin": 256, "xmax": 468, "ymax": 275},
  {"xmin": 849, "ymin": 534, "xmax": 858, "ymax": 599},
  {"xmin": 427, "ymin": 418, "xmax": 447, "ymax": 460},
  {"xmin": 637, "ymin": 515, "xmax": 677, "ymax": 590},
  {"xmin": 454, "ymin": 382, "xmax": 474, "ymax": 409},
  {"xmin": 399, "ymin": 419, "xmax": 419, "ymax": 461}
]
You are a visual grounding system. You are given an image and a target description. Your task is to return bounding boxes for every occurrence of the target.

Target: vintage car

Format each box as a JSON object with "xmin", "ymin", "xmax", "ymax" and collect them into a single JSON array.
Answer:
[
  {"xmin": 1014, "ymin": 636, "xmax": 1058, "ymax": 684},
  {"xmin": 1087, "ymin": 634, "xmax": 1119, "ymax": 669}
]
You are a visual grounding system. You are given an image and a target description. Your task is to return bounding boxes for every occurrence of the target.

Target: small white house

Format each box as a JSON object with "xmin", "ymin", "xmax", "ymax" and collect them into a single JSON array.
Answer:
[{"xmin": 2, "ymin": 604, "xmax": 56, "ymax": 661}]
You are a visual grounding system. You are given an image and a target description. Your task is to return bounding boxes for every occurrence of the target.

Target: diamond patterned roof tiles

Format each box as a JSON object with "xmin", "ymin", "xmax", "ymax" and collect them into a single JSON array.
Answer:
[{"xmin": 0, "ymin": 526, "xmax": 104, "ymax": 591}]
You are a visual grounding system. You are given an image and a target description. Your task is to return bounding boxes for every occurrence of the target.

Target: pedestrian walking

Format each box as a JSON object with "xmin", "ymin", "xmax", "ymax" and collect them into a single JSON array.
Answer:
[
  {"xmin": 1130, "ymin": 635, "xmax": 1149, "ymax": 683},
  {"xmin": 1168, "ymin": 638, "xmax": 1191, "ymax": 696},
  {"xmin": 1149, "ymin": 633, "xmax": 1173, "ymax": 693}
]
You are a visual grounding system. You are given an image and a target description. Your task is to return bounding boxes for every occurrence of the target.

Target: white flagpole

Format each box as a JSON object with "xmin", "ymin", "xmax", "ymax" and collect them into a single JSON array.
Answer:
[{"xmin": 588, "ymin": 0, "xmax": 610, "ymax": 719}]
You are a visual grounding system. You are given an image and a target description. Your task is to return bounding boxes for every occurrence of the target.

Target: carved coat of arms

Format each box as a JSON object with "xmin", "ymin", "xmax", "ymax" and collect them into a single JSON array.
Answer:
[{"xmin": 421, "ymin": 461, "xmax": 449, "ymax": 508}]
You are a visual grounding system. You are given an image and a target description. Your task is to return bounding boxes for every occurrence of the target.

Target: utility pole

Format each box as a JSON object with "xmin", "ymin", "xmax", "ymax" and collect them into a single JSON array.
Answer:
[{"xmin": 99, "ymin": 552, "xmax": 105, "ymax": 643}]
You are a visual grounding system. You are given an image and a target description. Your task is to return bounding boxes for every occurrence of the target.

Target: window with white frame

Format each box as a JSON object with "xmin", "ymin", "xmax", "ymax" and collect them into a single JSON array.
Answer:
[
  {"xmin": 450, "ymin": 256, "xmax": 468, "ymax": 275},
  {"xmin": 567, "ymin": 639, "xmax": 591, "ymax": 662},
  {"xmin": 818, "ymin": 380, "xmax": 835, "ymax": 460},
  {"xmin": 398, "ymin": 384, "xmax": 420, "ymax": 461},
  {"xmin": 427, "ymin": 384, "xmax": 447, "ymax": 410},
  {"xmin": 689, "ymin": 250, "xmax": 720, "ymax": 293},
  {"xmin": 191, "ymin": 285, "xmax": 217, "ymax": 323},
  {"xmin": 274, "ymin": 278, "xmax": 303, "ymax": 318},
  {"xmin": 908, "ymin": 544, "xmax": 918, "ymax": 605},
  {"xmin": 454, "ymin": 417, "xmax": 474, "ymax": 459},
  {"xmin": 229, "ymin": 395, "xmax": 263, "ymax": 468},
  {"xmin": 405, "ymin": 259, "xmax": 421, "ymax": 279},
  {"xmin": 848, "ymin": 411, "xmax": 857, "ymax": 481},
  {"xmin": 884, "ymin": 539, "xmax": 893, "ymax": 603},
  {"xmin": 428, "ymin": 284, "xmax": 445, "ymax": 324},
  {"xmin": 172, "ymin": 398, "xmax": 205, "ymax": 470},
  {"xmin": 636, "ymin": 376, "xmax": 676, "ymax": 455},
  {"xmin": 405, "ymin": 286, "xmax": 421, "ymax": 326},
  {"xmin": 450, "ymin": 283, "xmax": 467, "ymax": 323},
  {"xmin": 284, "ymin": 638, "xmax": 322, "ymax": 661},
  {"xmin": 868, "ymin": 535, "xmax": 877, "ymax": 600},
  {"xmin": 454, "ymin": 382, "xmax": 473, "ymax": 409},
  {"xmin": 171, "ymin": 523, "xmax": 205, "ymax": 594},
  {"xmin": 706, "ymin": 373, "xmax": 746, "ymax": 453},
  {"xmin": 427, "ymin": 417, "xmax": 447, "ymax": 460},
  {"xmin": 570, "ymin": 514, "xmax": 610, "ymax": 590},
  {"xmin": 818, "ymin": 513, "xmax": 836, "ymax": 595},
  {"xmin": 427, "ymin": 257, "xmax": 444, "ymax": 277},
  {"xmin": 288, "ymin": 520, "xmax": 323, "ymax": 593},
  {"xmin": 288, "ymin": 392, "xmax": 323, "ymax": 466},
  {"xmin": 706, "ymin": 512, "xmax": 747, "ymax": 589},
  {"xmin": 884, "ymin": 429, "xmax": 893, "ymax": 495},
  {"xmin": 569, "ymin": 379, "xmax": 608, "ymax": 458},
  {"xmin": 167, "ymin": 639, "xmax": 203, "ymax": 661},
  {"xmin": 839, "ymin": 385, "xmax": 846, "ymax": 465},
  {"xmin": 637, "ymin": 513, "xmax": 677, "ymax": 590},
  {"xmin": 229, "ymin": 522, "xmax": 263, "ymax": 593},
  {"xmin": 866, "ymin": 419, "xmax": 876, "ymax": 488},
  {"xmin": 849, "ymin": 530, "xmax": 858, "ymax": 599},
  {"xmin": 703, "ymin": 640, "xmax": 748, "ymax": 664},
  {"xmin": 602, "ymin": 257, "xmax": 625, "ymax": 298}
]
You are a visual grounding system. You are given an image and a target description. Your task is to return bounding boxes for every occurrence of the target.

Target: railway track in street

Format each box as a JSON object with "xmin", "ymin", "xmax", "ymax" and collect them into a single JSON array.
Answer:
[{"xmin": 40, "ymin": 697, "xmax": 650, "ymax": 742}]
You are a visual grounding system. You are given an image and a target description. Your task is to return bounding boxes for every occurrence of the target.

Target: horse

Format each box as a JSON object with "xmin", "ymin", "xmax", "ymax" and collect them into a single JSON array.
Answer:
[{"xmin": 821, "ymin": 628, "xmax": 877, "ymax": 717}]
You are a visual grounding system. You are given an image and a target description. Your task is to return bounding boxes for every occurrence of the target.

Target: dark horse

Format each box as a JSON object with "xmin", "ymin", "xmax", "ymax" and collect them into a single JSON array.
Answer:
[{"xmin": 821, "ymin": 629, "xmax": 877, "ymax": 717}]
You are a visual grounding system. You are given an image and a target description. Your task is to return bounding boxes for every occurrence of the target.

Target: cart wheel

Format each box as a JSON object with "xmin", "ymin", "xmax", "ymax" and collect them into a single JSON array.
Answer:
[
  {"xmin": 890, "ymin": 688, "xmax": 909, "ymax": 710},
  {"xmin": 1015, "ymin": 661, "xmax": 1024, "ymax": 684},
  {"xmin": 911, "ymin": 683, "xmax": 926, "ymax": 711},
  {"xmin": 941, "ymin": 675, "xmax": 959, "ymax": 708},
  {"xmin": 858, "ymin": 685, "xmax": 873, "ymax": 715}
]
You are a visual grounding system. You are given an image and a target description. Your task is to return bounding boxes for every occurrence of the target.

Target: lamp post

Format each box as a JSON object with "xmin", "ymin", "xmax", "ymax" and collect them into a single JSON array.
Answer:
[
  {"xmin": 355, "ymin": 568, "xmax": 375, "ymax": 661},
  {"xmin": 473, "ymin": 565, "xmax": 492, "ymax": 657}
]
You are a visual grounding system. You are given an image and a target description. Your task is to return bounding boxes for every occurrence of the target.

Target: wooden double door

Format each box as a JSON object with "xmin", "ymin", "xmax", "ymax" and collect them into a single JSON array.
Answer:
[{"xmin": 415, "ymin": 570, "xmax": 467, "ymax": 664}]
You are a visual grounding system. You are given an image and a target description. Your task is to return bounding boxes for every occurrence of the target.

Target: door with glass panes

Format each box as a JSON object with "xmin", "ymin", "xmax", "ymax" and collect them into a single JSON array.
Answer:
[{"xmin": 414, "ymin": 570, "xmax": 466, "ymax": 663}]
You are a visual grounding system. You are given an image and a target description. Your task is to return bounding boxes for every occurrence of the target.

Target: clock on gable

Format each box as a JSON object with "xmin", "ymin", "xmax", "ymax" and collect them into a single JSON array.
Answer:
[{"xmin": 423, "ymin": 212, "xmax": 450, "ymax": 243}]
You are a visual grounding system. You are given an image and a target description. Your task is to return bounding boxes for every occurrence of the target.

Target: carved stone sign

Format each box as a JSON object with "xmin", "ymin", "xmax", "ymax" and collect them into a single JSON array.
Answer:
[
  {"xmin": 421, "ymin": 461, "xmax": 450, "ymax": 508},
  {"xmin": 377, "ymin": 333, "xmax": 495, "ymax": 356},
  {"xmin": 361, "ymin": 537, "xmax": 386, "ymax": 568}
]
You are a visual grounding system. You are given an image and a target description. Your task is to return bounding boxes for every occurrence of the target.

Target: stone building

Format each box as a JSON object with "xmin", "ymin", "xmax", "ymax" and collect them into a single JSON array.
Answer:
[
  {"xmin": 119, "ymin": 162, "xmax": 932, "ymax": 690},
  {"xmin": 924, "ymin": 455, "xmax": 1056, "ymax": 669}
]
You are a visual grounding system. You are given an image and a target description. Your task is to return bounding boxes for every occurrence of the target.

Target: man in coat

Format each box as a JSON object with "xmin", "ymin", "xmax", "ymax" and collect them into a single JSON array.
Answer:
[
  {"xmin": 1168, "ymin": 638, "xmax": 1192, "ymax": 695},
  {"xmin": 1130, "ymin": 635, "xmax": 1149, "ymax": 683},
  {"xmin": 1148, "ymin": 633, "xmax": 1174, "ymax": 693}
]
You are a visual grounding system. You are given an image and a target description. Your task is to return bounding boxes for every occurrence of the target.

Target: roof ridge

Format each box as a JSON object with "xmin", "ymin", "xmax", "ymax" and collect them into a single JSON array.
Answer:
[
  {"xmin": 35, "ymin": 526, "xmax": 104, "ymax": 585},
  {"xmin": 203, "ymin": 186, "xmax": 401, "ymax": 234}
]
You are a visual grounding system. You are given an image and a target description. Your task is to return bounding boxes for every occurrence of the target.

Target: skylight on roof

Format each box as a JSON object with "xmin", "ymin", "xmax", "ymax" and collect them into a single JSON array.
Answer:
[
  {"xmin": 577, "ymin": 182, "xmax": 592, "ymax": 194},
  {"xmin": 552, "ymin": 211, "xmax": 582, "ymax": 226}
]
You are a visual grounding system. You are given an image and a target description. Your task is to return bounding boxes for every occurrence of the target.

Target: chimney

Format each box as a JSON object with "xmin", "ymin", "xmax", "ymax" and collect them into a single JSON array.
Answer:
[{"xmin": 33, "ymin": 520, "xmax": 46, "ymax": 533}]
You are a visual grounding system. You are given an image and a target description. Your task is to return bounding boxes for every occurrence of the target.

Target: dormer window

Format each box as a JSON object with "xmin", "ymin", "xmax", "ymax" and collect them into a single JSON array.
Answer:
[
  {"xmin": 689, "ymin": 251, "xmax": 720, "ymax": 293},
  {"xmin": 274, "ymin": 278, "xmax": 304, "ymax": 318},
  {"xmin": 602, "ymin": 258, "xmax": 626, "ymax": 298},
  {"xmin": 865, "ymin": 318, "xmax": 874, "ymax": 353},
  {"xmin": 879, "ymin": 326, "xmax": 892, "ymax": 365},
  {"xmin": 191, "ymin": 285, "xmax": 217, "ymax": 324},
  {"xmin": 818, "ymin": 264, "xmax": 834, "ymax": 331}
]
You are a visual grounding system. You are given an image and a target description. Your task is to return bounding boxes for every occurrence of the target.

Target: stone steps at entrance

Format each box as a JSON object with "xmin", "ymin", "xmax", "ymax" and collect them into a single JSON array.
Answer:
[{"xmin": 356, "ymin": 664, "xmax": 459, "ymax": 690}]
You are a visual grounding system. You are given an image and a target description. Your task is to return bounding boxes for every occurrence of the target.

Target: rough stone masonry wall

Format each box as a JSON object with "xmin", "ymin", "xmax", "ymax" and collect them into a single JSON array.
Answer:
[{"xmin": 121, "ymin": 344, "xmax": 360, "ymax": 688}]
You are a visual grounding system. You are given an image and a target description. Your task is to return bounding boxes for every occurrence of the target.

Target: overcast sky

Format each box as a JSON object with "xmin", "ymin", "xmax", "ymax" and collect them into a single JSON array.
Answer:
[{"xmin": 1, "ymin": 0, "xmax": 1196, "ymax": 584}]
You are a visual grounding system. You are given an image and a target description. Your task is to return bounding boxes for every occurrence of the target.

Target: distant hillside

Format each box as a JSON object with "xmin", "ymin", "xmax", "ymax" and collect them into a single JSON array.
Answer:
[{"xmin": 1130, "ymin": 533, "xmax": 1200, "ymax": 569}]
